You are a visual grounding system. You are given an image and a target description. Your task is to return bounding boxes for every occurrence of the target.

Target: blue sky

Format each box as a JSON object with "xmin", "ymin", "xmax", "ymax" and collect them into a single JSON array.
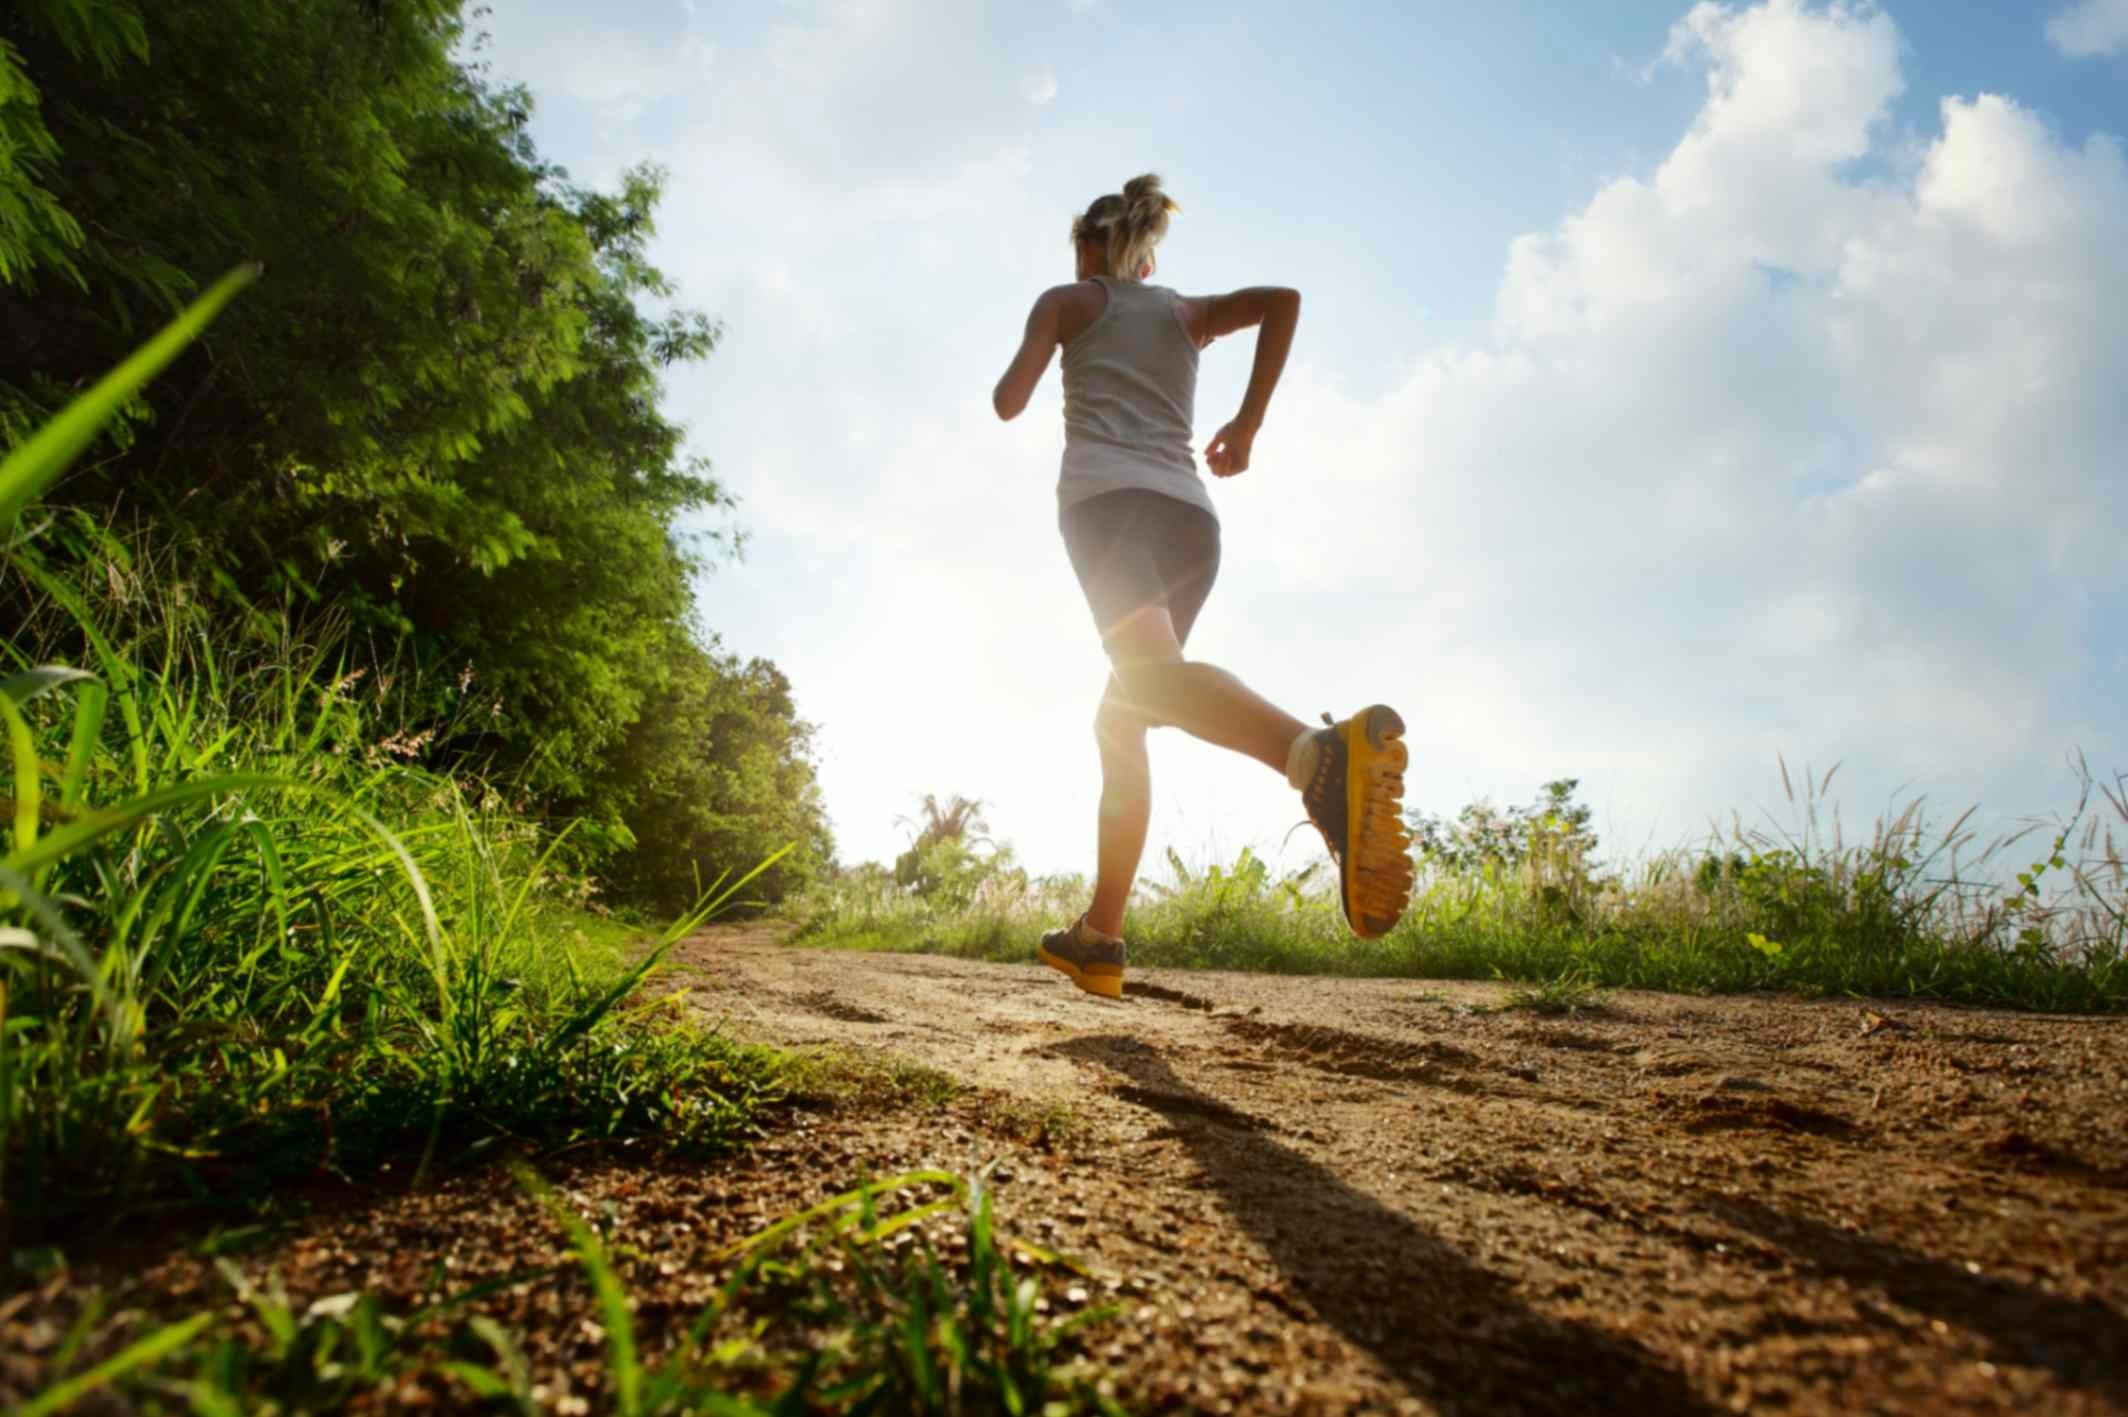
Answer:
[{"xmin": 476, "ymin": 0, "xmax": 2128, "ymax": 881}]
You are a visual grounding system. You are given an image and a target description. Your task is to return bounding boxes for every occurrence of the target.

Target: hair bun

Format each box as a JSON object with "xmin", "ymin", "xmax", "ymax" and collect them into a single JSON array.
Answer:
[
  {"xmin": 1072, "ymin": 175, "xmax": 1178, "ymax": 278},
  {"xmin": 1122, "ymin": 173, "xmax": 1179, "ymax": 219}
]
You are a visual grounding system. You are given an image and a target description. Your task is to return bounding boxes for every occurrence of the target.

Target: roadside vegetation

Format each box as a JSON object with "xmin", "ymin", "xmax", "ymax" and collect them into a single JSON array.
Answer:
[
  {"xmin": 3, "ymin": 495, "xmax": 794, "ymax": 1241},
  {"xmin": 2, "ymin": 0, "xmax": 832, "ymax": 913},
  {"xmin": 3, "ymin": 3, "xmax": 1119, "ymax": 1409},
  {"xmin": 2, "ymin": 297, "xmax": 1114, "ymax": 1410},
  {"xmin": 798, "ymin": 772, "xmax": 2128, "ymax": 1013},
  {"xmin": 13, "ymin": 1164, "xmax": 1122, "ymax": 1414}
]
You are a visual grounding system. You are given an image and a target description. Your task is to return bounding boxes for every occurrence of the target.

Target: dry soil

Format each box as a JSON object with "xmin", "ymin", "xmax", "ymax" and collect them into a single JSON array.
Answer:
[
  {"xmin": 667, "ymin": 924, "xmax": 2128, "ymax": 1414},
  {"xmin": 9, "ymin": 924, "xmax": 2125, "ymax": 1415}
]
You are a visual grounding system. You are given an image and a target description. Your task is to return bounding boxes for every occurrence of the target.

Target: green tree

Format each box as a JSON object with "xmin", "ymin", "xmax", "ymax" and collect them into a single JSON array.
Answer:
[
  {"xmin": 892, "ymin": 796, "xmax": 1016, "ymax": 905},
  {"xmin": 596, "ymin": 645, "xmax": 833, "ymax": 916},
  {"xmin": 0, "ymin": 0, "xmax": 826, "ymax": 908},
  {"xmin": 1409, "ymin": 778, "xmax": 1599, "ymax": 872},
  {"xmin": 0, "ymin": 2, "xmax": 150, "ymax": 444}
]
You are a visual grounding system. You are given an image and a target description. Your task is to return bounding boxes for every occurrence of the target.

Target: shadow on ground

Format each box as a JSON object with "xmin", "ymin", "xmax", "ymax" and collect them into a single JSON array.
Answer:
[
  {"xmin": 1055, "ymin": 1034, "xmax": 1711, "ymax": 1416},
  {"xmin": 1711, "ymin": 1196, "xmax": 2128, "ymax": 1404}
]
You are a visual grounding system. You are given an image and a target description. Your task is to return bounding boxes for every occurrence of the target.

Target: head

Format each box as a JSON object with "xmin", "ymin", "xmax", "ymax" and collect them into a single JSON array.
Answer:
[{"xmin": 1071, "ymin": 173, "xmax": 1179, "ymax": 282}]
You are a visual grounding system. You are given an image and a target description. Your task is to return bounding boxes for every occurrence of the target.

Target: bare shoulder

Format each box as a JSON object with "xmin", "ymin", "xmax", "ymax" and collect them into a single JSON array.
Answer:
[
  {"xmin": 1173, "ymin": 291, "xmax": 1213, "ymax": 347},
  {"xmin": 1048, "ymin": 279, "xmax": 1109, "ymax": 345}
]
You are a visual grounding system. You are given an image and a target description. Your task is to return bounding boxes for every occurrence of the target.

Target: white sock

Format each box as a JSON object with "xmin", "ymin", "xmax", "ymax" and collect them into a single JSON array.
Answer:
[
  {"xmin": 1284, "ymin": 728, "xmax": 1322, "ymax": 792},
  {"xmin": 1076, "ymin": 914, "xmax": 1122, "ymax": 945}
]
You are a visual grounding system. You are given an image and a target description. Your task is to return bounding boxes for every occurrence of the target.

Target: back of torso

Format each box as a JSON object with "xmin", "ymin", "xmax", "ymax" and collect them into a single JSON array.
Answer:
[{"xmin": 1058, "ymin": 277, "xmax": 1216, "ymax": 521}]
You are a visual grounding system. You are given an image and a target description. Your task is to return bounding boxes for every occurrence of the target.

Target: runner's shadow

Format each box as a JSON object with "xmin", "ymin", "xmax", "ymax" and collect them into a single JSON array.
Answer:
[
  {"xmin": 1709, "ymin": 1196, "xmax": 2128, "ymax": 1401},
  {"xmin": 1056, "ymin": 1035, "xmax": 1710, "ymax": 1415}
]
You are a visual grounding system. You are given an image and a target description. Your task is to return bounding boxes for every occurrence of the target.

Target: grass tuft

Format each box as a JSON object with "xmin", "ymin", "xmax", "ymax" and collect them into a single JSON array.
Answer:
[
  {"xmin": 1494, "ymin": 968, "xmax": 1614, "ymax": 1017},
  {"xmin": 17, "ymin": 1166, "xmax": 1125, "ymax": 1414},
  {"xmin": 2, "ymin": 521, "xmax": 792, "ymax": 1237}
]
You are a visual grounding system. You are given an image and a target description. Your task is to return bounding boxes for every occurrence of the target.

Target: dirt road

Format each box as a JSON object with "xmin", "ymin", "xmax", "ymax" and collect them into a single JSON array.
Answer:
[{"xmin": 672, "ymin": 925, "xmax": 2128, "ymax": 1415}]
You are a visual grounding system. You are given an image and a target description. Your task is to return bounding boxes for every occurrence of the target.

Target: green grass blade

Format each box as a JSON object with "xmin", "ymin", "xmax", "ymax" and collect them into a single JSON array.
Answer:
[
  {"xmin": 0, "ymin": 265, "xmax": 258, "ymax": 533},
  {"xmin": 0, "ymin": 866, "xmax": 107, "ymax": 1010},
  {"xmin": 9, "ymin": 558, "xmax": 149, "ymax": 793},
  {"xmin": 2, "ymin": 774, "xmax": 284, "ymax": 874},
  {"xmin": 711, "ymin": 1170, "xmax": 963, "ymax": 1263},
  {"xmin": 14, "ymin": 1311, "xmax": 213, "ymax": 1417},
  {"xmin": 498, "ymin": 819, "xmax": 580, "ymax": 945},
  {"xmin": 60, "ymin": 679, "xmax": 107, "ymax": 810},
  {"xmin": 0, "ymin": 666, "xmax": 96, "ymax": 707},
  {"xmin": 0, "ymin": 694, "xmax": 39, "ymax": 856},
  {"xmin": 656, "ymin": 842, "xmax": 797, "ymax": 948},
  {"xmin": 342, "ymin": 805, "xmax": 444, "ymax": 995},
  {"xmin": 515, "ymin": 1164, "xmax": 642, "ymax": 1414},
  {"xmin": 239, "ymin": 818, "xmax": 292, "ymax": 959}
]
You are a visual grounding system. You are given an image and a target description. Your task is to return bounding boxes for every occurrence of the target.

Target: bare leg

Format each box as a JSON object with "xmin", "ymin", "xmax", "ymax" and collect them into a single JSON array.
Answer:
[
  {"xmin": 1104, "ymin": 604, "xmax": 1310, "ymax": 773},
  {"xmin": 1086, "ymin": 686, "xmax": 1150, "ymax": 938},
  {"xmin": 1081, "ymin": 606, "xmax": 1311, "ymax": 936}
]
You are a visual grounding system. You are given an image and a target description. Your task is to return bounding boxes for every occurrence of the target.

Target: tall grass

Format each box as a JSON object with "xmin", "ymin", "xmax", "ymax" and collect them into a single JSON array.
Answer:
[
  {"xmin": 2, "ymin": 275, "xmax": 790, "ymax": 1239},
  {"xmin": 2, "ymin": 524, "xmax": 797, "ymax": 1236},
  {"xmin": 17, "ymin": 1165, "xmax": 1123, "ymax": 1413},
  {"xmin": 796, "ymin": 763, "xmax": 2128, "ymax": 1012}
]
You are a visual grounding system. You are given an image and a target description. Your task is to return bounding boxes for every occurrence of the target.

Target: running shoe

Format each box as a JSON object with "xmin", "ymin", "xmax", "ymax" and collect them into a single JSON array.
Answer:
[
  {"xmin": 1038, "ymin": 915, "xmax": 1127, "ymax": 999},
  {"xmin": 1298, "ymin": 705, "xmax": 1415, "ymax": 939}
]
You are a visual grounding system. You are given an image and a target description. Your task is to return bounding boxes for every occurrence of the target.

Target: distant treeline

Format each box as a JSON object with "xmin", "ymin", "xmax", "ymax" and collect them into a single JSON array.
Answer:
[{"xmin": 0, "ymin": 0, "xmax": 830, "ymax": 907}]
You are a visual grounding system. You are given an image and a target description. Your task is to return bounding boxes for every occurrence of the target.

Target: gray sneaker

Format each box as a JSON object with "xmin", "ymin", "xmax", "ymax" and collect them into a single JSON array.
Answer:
[{"xmin": 1038, "ymin": 915, "xmax": 1126, "ymax": 998}]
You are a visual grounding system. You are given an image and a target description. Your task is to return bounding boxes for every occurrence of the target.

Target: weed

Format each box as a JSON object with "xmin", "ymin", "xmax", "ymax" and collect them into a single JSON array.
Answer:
[
  {"xmin": 17, "ymin": 1167, "xmax": 1125, "ymax": 1414},
  {"xmin": 787, "ymin": 1049, "xmax": 967, "ymax": 1112},
  {"xmin": 994, "ymin": 1102, "xmax": 1085, "ymax": 1150},
  {"xmin": 795, "ymin": 760, "xmax": 2128, "ymax": 1012},
  {"xmin": 1495, "ymin": 969, "xmax": 1614, "ymax": 1016},
  {"xmin": 2, "ymin": 287, "xmax": 793, "ymax": 1236}
]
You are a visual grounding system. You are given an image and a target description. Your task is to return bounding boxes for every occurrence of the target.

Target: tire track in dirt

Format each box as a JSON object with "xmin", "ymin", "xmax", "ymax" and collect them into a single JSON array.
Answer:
[{"xmin": 672, "ymin": 924, "xmax": 2128, "ymax": 1415}]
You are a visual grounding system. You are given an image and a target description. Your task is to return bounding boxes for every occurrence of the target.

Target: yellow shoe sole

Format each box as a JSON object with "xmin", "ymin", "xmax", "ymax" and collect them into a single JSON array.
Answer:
[
  {"xmin": 1038, "ymin": 943, "xmax": 1125, "ymax": 999},
  {"xmin": 1335, "ymin": 704, "xmax": 1415, "ymax": 940}
]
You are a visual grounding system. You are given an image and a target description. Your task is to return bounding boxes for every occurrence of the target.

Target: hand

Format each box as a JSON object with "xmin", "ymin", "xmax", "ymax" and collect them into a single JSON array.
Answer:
[{"xmin": 1204, "ymin": 418, "xmax": 1257, "ymax": 478}]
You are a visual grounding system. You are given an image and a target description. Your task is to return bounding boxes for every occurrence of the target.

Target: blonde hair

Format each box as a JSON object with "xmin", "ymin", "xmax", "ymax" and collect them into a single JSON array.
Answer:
[{"xmin": 1070, "ymin": 173, "xmax": 1178, "ymax": 280}]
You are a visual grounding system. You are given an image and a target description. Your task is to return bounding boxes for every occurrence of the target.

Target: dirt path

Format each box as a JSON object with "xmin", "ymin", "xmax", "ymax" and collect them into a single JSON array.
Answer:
[{"xmin": 672, "ymin": 923, "xmax": 2128, "ymax": 1415}]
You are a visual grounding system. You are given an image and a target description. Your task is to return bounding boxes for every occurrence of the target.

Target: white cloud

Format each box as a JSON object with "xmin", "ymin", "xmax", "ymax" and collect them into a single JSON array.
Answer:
[
  {"xmin": 474, "ymin": 4, "xmax": 717, "ymax": 145},
  {"xmin": 2047, "ymin": 0, "xmax": 2128, "ymax": 57},
  {"xmin": 1021, "ymin": 67, "xmax": 1059, "ymax": 105},
  {"xmin": 1220, "ymin": 0, "xmax": 2126, "ymax": 850},
  {"xmin": 484, "ymin": 0, "xmax": 2128, "ymax": 877}
]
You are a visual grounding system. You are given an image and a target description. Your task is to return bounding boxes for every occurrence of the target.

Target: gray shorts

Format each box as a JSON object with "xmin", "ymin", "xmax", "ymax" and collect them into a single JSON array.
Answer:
[{"xmin": 1058, "ymin": 490, "xmax": 1221, "ymax": 649}]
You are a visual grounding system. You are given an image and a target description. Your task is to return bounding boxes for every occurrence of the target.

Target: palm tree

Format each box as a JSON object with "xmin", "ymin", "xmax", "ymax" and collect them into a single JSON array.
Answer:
[
  {"xmin": 892, "ymin": 793, "xmax": 997, "ymax": 898},
  {"xmin": 896, "ymin": 793, "xmax": 992, "ymax": 851}
]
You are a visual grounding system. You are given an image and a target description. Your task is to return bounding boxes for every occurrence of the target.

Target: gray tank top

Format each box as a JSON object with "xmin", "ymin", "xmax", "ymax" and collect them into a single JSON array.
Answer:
[{"xmin": 1057, "ymin": 276, "xmax": 1217, "ymax": 522}]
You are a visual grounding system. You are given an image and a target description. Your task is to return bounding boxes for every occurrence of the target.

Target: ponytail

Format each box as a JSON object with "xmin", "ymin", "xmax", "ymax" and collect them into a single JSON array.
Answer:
[{"xmin": 1070, "ymin": 173, "xmax": 1178, "ymax": 279}]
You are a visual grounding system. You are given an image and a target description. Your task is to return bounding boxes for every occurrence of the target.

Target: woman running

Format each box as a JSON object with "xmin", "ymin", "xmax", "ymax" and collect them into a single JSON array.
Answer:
[{"xmin": 992, "ymin": 173, "xmax": 1415, "ymax": 1000}]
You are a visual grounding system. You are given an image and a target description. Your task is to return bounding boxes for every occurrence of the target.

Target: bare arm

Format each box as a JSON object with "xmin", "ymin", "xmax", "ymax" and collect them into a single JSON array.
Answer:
[
  {"xmin": 1194, "ymin": 286, "xmax": 1301, "ymax": 477},
  {"xmin": 992, "ymin": 288, "xmax": 1065, "ymax": 421}
]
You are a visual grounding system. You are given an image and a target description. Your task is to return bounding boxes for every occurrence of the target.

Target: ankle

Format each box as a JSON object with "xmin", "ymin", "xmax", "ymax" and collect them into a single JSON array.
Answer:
[
  {"xmin": 1285, "ymin": 727, "xmax": 1323, "ymax": 791},
  {"xmin": 1080, "ymin": 910, "xmax": 1125, "ymax": 942}
]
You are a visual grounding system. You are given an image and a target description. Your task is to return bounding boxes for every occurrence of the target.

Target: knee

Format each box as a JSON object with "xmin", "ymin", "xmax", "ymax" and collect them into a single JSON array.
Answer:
[
  {"xmin": 1094, "ymin": 697, "xmax": 1149, "ymax": 752},
  {"xmin": 1109, "ymin": 654, "xmax": 1183, "ymax": 710}
]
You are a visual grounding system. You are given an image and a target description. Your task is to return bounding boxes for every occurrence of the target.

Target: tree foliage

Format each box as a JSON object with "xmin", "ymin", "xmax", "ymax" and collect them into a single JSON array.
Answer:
[
  {"xmin": 0, "ymin": 0, "xmax": 830, "ymax": 906},
  {"xmin": 892, "ymin": 796, "xmax": 1016, "ymax": 906},
  {"xmin": 599, "ymin": 647, "xmax": 833, "ymax": 915},
  {"xmin": 1409, "ymin": 778, "xmax": 1599, "ymax": 873}
]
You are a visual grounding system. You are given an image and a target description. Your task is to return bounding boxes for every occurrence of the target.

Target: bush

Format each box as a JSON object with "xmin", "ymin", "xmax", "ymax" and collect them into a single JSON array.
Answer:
[
  {"xmin": 0, "ymin": 287, "xmax": 790, "ymax": 1237},
  {"xmin": 2, "ymin": 522, "xmax": 793, "ymax": 1236},
  {"xmin": 798, "ymin": 767, "xmax": 2128, "ymax": 1011},
  {"xmin": 1, "ymin": 0, "xmax": 835, "ymax": 895}
]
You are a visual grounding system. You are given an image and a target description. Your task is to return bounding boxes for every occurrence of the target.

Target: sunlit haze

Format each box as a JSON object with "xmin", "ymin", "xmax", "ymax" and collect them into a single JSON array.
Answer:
[{"xmin": 477, "ymin": 0, "xmax": 2128, "ymax": 879}]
